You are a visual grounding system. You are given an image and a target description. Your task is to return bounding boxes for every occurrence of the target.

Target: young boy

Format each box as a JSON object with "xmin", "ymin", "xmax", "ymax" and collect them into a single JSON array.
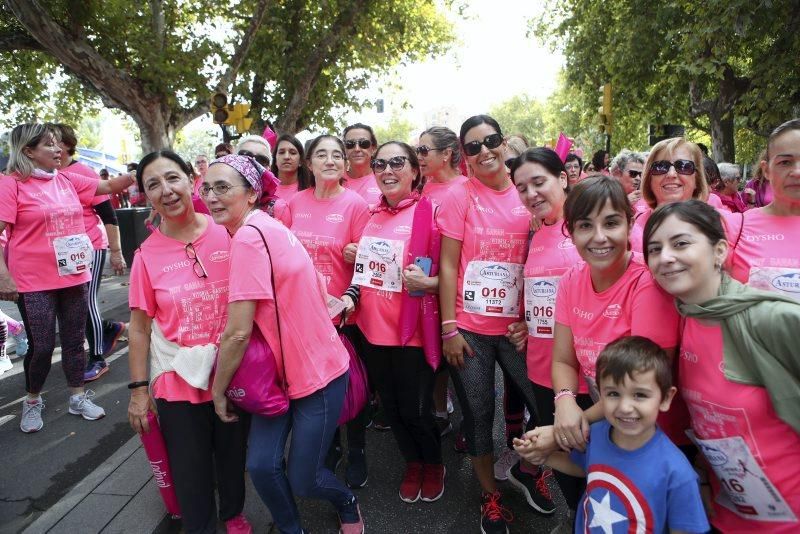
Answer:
[{"xmin": 517, "ymin": 336, "xmax": 709, "ymax": 533}]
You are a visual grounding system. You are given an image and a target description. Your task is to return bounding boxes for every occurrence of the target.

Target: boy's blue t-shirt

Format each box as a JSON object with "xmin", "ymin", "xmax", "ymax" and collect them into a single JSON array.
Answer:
[{"xmin": 570, "ymin": 420, "xmax": 709, "ymax": 534}]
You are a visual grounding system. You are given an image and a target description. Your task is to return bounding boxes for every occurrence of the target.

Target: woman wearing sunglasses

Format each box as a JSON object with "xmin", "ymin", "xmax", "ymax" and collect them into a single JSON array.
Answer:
[
  {"xmin": 126, "ymin": 150, "xmax": 252, "ymax": 534},
  {"xmin": 207, "ymin": 154, "xmax": 363, "ymax": 534},
  {"xmin": 418, "ymin": 126, "xmax": 468, "ymax": 206},
  {"xmin": 270, "ymin": 133, "xmax": 312, "ymax": 204},
  {"xmin": 609, "ymin": 149, "xmax": 645, "ymax": 209},
  {"xmin": 342, "ymin": 123, "xmax": 381, "ymax": 206},
  {"xmin": 438, "ymin": 115, "xmax": 553, "ymax": 534},
  {"xmin": 287, "ymin": 135, "xmax": 372, "ymax": 490},
  {"xmin": 235, "ymin": 136, "xmax": 291, "ymax": 227},
  {"xmin": 343, "ymin": 142, "xmax": 445, "ymax": 505}
]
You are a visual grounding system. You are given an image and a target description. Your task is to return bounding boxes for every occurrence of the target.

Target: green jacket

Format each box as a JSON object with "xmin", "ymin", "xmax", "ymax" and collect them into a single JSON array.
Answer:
[{"xmin": 677, "ymin": 275, "xmax": 800, "ymax": 434}]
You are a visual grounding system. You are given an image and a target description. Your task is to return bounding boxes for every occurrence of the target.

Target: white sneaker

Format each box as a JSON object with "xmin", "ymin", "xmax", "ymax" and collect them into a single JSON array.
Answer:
[
  {"xmin": 69, "ymin": 390, "xmax": 106, "ymax": 420},
  {"xmin": 446, "ymin": 390, "xmax": 454, "ymax": 414},
  {"xmin": 20, "ymin": 397, "xmax": 44, "ymax": 433},
  {"xmin": 0, "ymin": 354, "xmax": 12, "ymax": 374},
  {"xmin": 493, "ymin": 448, "xmax": 519, "ymax": 481}
]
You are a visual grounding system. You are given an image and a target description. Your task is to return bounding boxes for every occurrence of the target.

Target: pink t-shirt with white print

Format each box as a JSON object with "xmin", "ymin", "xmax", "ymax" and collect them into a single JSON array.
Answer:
[
  {"xmin": 68, "ymin": 161, "xmax": 110, "ymax": 250},
  {"xmin": 276, "ymin": 182, "xmax": 299, "ymax": 204},
  {"xmin": 289, "ymin": 188, "xmax": 370, "ymax": 321},
  {"xmin": 0, "ymin": 171, "xmax": 97, "ymax": 292},
  {"xmin": 728, "ymin": 208, "xmax": 800, "ymax": 300},
  {"xmin": 680, "ymin": 319, "xmax": 800, "ymax": 532},
  {"xmin": 421, "ymin": 175, "xmax": 468, "ymax": 207},
  {"xmin": 228, "ymin": 210, "xmax": 349, "ymax": 400},
  {"xmin": 354, "ymin": 203, "xmax": 423, "ymax": 347},
  {"xmin": 129, "ymin": 215, "xmax": 231, "ymax": 403},
  {"xmin": 344, "ymin": 173, "xmax": 381, "ymax": 207},
  {"xmin": 523, "ymin": 221, "xmax": 584, "ymax": 389},
  {"xmin": 437, "ymin": 177, "xmax": 531, "ymax": 335}
]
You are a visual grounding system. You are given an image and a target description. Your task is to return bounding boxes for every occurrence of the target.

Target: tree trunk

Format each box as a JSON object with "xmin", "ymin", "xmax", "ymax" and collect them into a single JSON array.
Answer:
[{"xmin": 710, "ymin": 112, "xmax": 735, "ymax": 162}]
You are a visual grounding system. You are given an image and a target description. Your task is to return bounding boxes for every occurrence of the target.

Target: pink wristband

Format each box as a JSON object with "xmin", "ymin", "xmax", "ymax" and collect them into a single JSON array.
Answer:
[
  {"xmin": 441, "ymin": 329, "xmax": 460, "ymax": 341},
  {"xmin": 554, "ymin": 389, "xmax": 576, "ymax": 403},
  {"xmin": 441, "ymin": 320, "xmax": 457, "ymax": 327}
]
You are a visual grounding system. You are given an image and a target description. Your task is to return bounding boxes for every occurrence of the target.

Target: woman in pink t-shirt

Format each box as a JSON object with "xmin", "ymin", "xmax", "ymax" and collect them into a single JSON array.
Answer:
[
  {"xmin": 126, "ymin": 150, "xmax": 251, "ymax": 534},
  {"xmin": 342, "ymin": 123, "xmax": 381, "ymax": 206},
  {"xmin": 206, "ymin": 154, "xmax": 362, "ymax": 534},
  {"xmin": 343, "ymin": 141, "xmax": 445, "ymax": 504},
  {"xmin": 644, "ymin": 200, "xmax": 800, "ymax": 532},
  {"xmin": 289, "ymin": 135, "xmax": 371, "ymax": 489},
  {"xmin": 438, "ymin": 115, "xmax": 553, "ymax": 532},
  {"xmin": 633, "ymin": 138, "xmax": 711, "ymax": 250},
  {"xmin": 0, "ymin": 123, "xmax": 134, "ymax": 435},
  {"xmin": 729, "ymin": 119, "xmax": 800, "ymax": 299},
  {"xmin": 550, "ymin": 176, "xmax": 681, "ymax": 448},
  {"xmin": 270, "ymin": 134, "xmax": 312, "ymax": 204}
]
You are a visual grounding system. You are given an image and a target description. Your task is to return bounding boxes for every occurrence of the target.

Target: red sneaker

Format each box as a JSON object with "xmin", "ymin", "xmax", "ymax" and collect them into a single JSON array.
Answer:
[
  {"xmin": 420, "ymin": 464, "xmax": 446, "ymax": 502},
  {"xmin": 225, "ymin": 514, "xmax": 252, "ymax": 534},
  {"xmin": 399, "ymin": 461, "xmax": 423, "ymax": 503}
]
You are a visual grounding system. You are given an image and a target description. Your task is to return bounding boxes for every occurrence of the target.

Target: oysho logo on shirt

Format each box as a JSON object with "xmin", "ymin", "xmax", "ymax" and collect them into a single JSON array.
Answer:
[
  {"xmin": 603, "ymin": 303, "xmax": 621, "ymax": 319},
  {"xmin": 162, "ymin": 260, "xmax": 192, "ymax": 273},
  {"xmin": 511, "ymin": 205, "xmax": 528, "ymax": 217},
  {"xmin": 471, "ymin": 195, "xmax": 495, "ymax": 214},
  {"xmin": 394, "ymin": 225, "xmax": 411, "ymax": 235},
  {"xmin": 572, "ymin": 307, "xmax": 594, "ymax": 320},
  {"xmin": 480, "ymin": 264, "xmax": 510, "ymax": 280},
  {"xmin": 744, "ymin": 233, "xmax": 784, "ymax": 242},
  {"xmin": 681, "ymin": 349, "xmax": 698, "ymax": 363},
  {"xmin": 772, "ymin": 272, "xmax": 800, "ymax": 293},
  {"xmin": 209, "ymin": 250, "xmax": 229, "ymax": 263},
  {"xmin": 326, "ymin": 213, "xmax": 343, "ymax": 224}
]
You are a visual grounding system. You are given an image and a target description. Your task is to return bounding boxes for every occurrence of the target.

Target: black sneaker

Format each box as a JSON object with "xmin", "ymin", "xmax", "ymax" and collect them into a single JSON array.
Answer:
[
  {"xmin": 507, "ymin": 463, "xmax": 556, "ymax": 514},
  {"xmin": 345, "ymin": 448, "xmax": 368, "ymax": 488},
  {"xmin": 325, "ymin": 445, "xmax": 343, "ymax": 473},
  {"xmin": 480, "ymin": 491, "xmax": 512, "ymax": 534},
  {"xmin": 371, "ymin": 406, "xmax": 391, "ymax": 431}
]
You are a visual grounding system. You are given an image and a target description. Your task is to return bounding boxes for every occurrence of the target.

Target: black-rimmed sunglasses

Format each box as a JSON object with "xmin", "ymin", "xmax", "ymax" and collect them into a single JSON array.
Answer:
[
  {"xmin": 463, "ymin": 133, "xmax": 504, "ymax": 157},
  {"xmin": 415, "ymin": 145, "xmax": 442, "ymax": 157},
  {"xmin": 185, "ymin": 242, "xmax": 208, "ymax": 279},
  {"xmin": 237, "ymin": 150, "xmax": 270, "ymax": 167},
  {"xmin": 371, "ymin": 156, "xmax": 409, "ymax": 173},
  {"xmin": 626, "ymin": 169, "xmax": 643, "ymax": 178},
  {"xmin": 345, "ymin": 139, "xmax": 373, "ymax": 150},
  {"xmin": 650, "ymin": 159, "xmax": 696, "ymax": 176}
]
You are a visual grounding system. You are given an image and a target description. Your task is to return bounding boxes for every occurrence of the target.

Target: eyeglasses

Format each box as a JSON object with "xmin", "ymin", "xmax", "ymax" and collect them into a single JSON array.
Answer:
[
  {"xmin": 345, "ymin": 139, "xmax": 372, "ymax": 150},
  {"xmin": 194, "ymin": 159, "xmax": 207, "ymax": 166},
  {"xmin": 415, "ymin": 145, "xmax": 442, "ymax": 157},
  {"xmin": 565, "ymin": 163, "xmax": 581, "ymax": 171},
  {"xmin": 185, "ymin": 242, "xmax": 208, "ymax": 279},
  {"xmin": 626, "ymin": 169, "xmax": 643, "ymax": 179},
  {"xmin": 462, "ymin": 133, "xmax": 504, "ymax": 157},
  {"xmin": 312, "ymin": 151, "xmax": 345, "ymax": 162},
  {"xmin": 199, "ymin": 183, "xmax": 246, "ymax": 197},
  {"xmin": 650, "ymin": 159, "xmax": 696, "ymax": 176},
  {"xmin": 371, "ymin": 156, "xmax": 409, "ymax": 173},
  {"xmin": 237, "ymin": 150, "xmax": 270, "ymax": 167}
]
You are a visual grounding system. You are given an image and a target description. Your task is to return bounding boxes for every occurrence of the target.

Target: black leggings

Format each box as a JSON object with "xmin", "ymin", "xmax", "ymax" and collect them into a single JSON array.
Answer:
[
  {"xmin": 361, "ymin": 340, "xmax": 441, "ymax": 464},
  {"xmin": 156, "ymin": 399, "xmax": 250, "ymax": 534},
  {"xmin": 86, "ymin": 248, "xmax": 115, "ymax": 362},
  {"xmin": 18, "ymin": 283, "xmax": 89, "ymax": 393},
  {"xmin": 530, "ymin": 380, "xmax": 593, "ymax": 510}
]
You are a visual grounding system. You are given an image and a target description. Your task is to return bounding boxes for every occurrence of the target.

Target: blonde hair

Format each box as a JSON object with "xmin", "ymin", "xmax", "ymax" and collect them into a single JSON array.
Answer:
[
  {"xmin": 7, "ymin": 123, "xmax": 58, "ymax": 179},
  {"xmin": 641, "ymin": 137, "xmax": 708, "ymax": 209}
]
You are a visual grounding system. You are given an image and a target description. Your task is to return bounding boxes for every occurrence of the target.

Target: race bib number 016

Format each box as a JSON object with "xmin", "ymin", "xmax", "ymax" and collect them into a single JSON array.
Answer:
[
  {"xmin": 53, "ymin": 233, "xmax": 93, "ymax": 276},
  {"xmin": 352, "ymin": 236, "xmax": 404, "ymax": 293},
  {"xmin": 524, "ymin": 276, "xmax": 559, "ymax": 338},
  {"xmin": 463, "ymin": 260, "xmax": 523, "ymax": 317},
  {"xmin": 689, "ymin": 431, "xmax": 797, "ymax": 523}
]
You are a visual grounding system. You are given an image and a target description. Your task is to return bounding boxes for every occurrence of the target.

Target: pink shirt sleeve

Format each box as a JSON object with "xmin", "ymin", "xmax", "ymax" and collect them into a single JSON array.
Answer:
[
  {"xmin": 63, "ymin": 171, "xmax": 100, "ymax": 207},
  {"xmin": 272, "ymin": 199, "xmax": 292, "ymax": 228},
  {"xmin": 350, "ymin": 201, "xmax": 370, "ymax": 243},
  {"xmin": 0, "ymin": 176, "xmax": 19, "ymax": 224},
  {"xmin": 436, "ymin": 186, "xmax": 469, "ymax": 241},
  {"xmin": 630, "ymin": 275, "xmax": 679, "ymax": 349},
  {"xmin": 228, "ymin": 228, "xmax": 273, "ymax": 302},
  {"xmin": 555, "ymin": 266, "xmax": 576, "ymax": 326},
  {"xmin": 128, "ymin": 251, "xmax": 157, "ymax": 317}
]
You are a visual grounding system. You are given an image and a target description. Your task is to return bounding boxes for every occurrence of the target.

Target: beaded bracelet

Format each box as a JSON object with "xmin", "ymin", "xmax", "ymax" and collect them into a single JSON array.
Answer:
[
  {"xmin": 554, "ymin": 388, "xmax": 576, "ymax": 403},
  {"xmin": 441, "ymin": 330, "xmax": 460, "ymax": 341}
]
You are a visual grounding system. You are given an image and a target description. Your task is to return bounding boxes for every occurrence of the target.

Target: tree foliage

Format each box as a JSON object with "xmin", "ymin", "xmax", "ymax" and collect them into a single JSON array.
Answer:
[
  {"xmin": 489, "ymin": 95, "xmax": 546, "ymax": 145},
  {"xmin": 374, "ymin": 111, "xmax": 416, "ymax": 144},
  {"xmin": 533, "ymin": 0, "xmax": 800, "ymax": 161},
  {"xmin": 1, "ymin": 0, "xmax": 454, "ymax": 153}
]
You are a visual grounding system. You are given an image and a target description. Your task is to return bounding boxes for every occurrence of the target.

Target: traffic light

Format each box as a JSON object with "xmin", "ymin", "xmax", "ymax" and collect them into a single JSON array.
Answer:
[
  {"xmin": 211, "ymin": 92, "xmax": 230, "ymax": 124},
  {"xmin": 230, "ymin": 103, "xmax": 252, "ymax": 133},
  {"xmin": 597, "ymin": 83, "xmax": 612, "ymax": 134}
]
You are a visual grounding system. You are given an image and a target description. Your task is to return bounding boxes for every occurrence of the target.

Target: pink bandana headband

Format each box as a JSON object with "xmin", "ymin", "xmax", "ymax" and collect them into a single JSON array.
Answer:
[{"xmin": 209, "ymin": 154, "xmax": 279, "ymax": 198}]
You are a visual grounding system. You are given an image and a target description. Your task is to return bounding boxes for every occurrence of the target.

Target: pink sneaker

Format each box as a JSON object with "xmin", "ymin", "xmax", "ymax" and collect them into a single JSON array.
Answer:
[{"xmin": 225, "ymin": 514, "xmax": 253, "ymax": 534}]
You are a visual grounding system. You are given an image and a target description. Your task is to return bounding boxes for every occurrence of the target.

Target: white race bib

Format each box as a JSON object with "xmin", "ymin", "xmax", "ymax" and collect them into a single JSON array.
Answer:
[
  {"xmin": 352, "ymin": 236, "xmax": 404, "ymax": 293},
  {"xmin": 463, "ymin": 260, "xmax": 523, "ymax": 317},
  {"xmin": 53, "ymin": 233, "xmax": 93, "ymax": 276},
  {"xmin": 748, "ymin": 266, "xmax": 800, "ymax": 301},
  {"xmin": 524, "ymin": 276, "xmax": 559, "ymax": 338},
  {"xmin": 689, "ymin": 431, "xmax": 797, "ymax": 523}
]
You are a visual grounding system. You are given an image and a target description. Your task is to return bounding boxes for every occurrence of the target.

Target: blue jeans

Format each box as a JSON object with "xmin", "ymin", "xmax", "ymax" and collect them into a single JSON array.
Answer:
[{"xmin": 247, "ymin": 371, "xmax": 352, "ymax": 534}]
